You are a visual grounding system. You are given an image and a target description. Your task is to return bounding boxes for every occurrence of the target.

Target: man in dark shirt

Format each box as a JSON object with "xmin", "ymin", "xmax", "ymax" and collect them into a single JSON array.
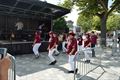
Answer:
[
  {"xmin": 77, "ymin": 35, "xmax": 83, "ymax": 52},
  {"xmin": 91, "ymin": 31, "xmax": 97, "ymax": 57}
]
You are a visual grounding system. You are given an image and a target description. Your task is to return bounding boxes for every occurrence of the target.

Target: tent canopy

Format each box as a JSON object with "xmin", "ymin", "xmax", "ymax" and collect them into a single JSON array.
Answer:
[{"xmin": 0, "ymin": 0, "xmax": 70, "ymax": 20}]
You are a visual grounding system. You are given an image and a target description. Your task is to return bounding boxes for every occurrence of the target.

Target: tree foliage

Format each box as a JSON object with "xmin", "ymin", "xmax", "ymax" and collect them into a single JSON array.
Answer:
[
  {"xmin": 107, "ymin": 14, "xmax": 120, "ymax": 31},
  {"xmin": 53, "ymin": 17, "xmax": 68, "ymax": 33},
  {"xmin": 58, "ymin": 0, "xmax": 73, "ymax": 9},
  {"xmin": 77, "ymin": 13, "xmax": 120, "ymax": 32},
  {"xmin": 77, "ymin": 15, "xmax": 101, "ymax": 32},
  {"xmin": 62, "ymin": 0, "xmax": 120, "ymax": 46},
  {"xmin": 77, "ymin": 14, "xmax": 92, "ymax": 32},
  {"xmin": 92, "ymin": 16, "xmax": 101, "ymax": 30}
]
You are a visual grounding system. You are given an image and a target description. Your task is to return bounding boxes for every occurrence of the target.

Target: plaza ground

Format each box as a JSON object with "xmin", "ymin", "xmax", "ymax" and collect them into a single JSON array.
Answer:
[{"xmin": 15, "ymin": 47, "xmax": 120, "ymax": 80}]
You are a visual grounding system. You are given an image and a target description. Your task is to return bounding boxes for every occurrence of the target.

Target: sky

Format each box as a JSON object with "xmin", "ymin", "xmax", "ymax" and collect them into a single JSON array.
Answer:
[
  {"xmin": 40, "ymin": 0, "xmax": 78, "ymax": 26},
  {"xmin": 40, "ymin": 0, "xmax": 113, "ymax": 26},
  {"xmin": 40, "ymin": 0, "xmax": 64, "ymax": 5}
]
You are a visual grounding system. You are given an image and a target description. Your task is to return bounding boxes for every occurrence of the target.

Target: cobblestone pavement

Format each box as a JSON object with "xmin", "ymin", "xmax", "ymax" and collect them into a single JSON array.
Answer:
[{"xmin": 15, "ymin": 48, "xmax": 120, "ymax": 80}]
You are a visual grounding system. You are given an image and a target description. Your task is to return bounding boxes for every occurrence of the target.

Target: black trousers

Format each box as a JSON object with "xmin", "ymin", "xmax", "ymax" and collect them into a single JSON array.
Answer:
[{"xmin": 91, "ymin": 44, "xmax": 95, "ymax": 57}]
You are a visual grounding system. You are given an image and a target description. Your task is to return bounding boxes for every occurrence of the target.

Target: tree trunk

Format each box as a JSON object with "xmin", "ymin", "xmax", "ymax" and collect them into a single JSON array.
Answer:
[{"xmin": 100, "ymin": 14, "xmax": 107, "ymax": 46}]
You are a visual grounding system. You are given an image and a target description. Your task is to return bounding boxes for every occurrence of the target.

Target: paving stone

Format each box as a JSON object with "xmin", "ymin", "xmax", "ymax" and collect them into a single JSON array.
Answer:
[{"xmin": 15, "ymin": 49, "xmax": 120, "ymax": 80}]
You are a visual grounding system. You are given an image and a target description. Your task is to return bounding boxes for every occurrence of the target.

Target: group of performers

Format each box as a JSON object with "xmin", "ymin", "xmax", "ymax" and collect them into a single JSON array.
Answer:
[{"xmin": 32, "ymin": 30, "xmax": 97, "ymax": 74}]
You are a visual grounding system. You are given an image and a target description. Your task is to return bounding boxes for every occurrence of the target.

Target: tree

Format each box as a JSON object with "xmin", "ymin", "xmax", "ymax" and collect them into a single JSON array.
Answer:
[
  {"xmin": 107, "ymin": 14, "xmax": 120, "ymax": 31},
  {"xmin": 53, "ymin": 17, "xmax": 68, "ymax": 33},
  {"xmin": 77, "ymin": 14, "xmax": 93, "ymax": 32},
  {"xmin": 92, "ymin": 16, "xmax": 101, "ymax": 30},
  {"xmin": 77, "ymin": 15, "xmax": 101, "ymax": 32},
  {"xmin": 58, "ymin": 0, "xmax": 73, "ymax": 9},
  {"xmin": 62, "ymin": 0, "xmax": 120, "ymax": 46}
]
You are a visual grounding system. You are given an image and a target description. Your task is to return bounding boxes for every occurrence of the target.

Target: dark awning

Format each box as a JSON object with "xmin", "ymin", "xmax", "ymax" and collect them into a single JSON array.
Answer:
[{"xmin": 0, "ymin": 0, "xmax": 70, "ymax": 20}]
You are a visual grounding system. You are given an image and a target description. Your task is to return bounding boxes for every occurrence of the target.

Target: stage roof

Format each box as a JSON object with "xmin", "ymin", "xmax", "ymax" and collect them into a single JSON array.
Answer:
[{"xmin": 0, "ymin": 0, "xmax": 70, "ymax": 20}]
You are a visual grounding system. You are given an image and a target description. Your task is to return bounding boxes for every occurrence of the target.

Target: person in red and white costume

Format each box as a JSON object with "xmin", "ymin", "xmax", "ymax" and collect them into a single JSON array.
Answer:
[
  {"xmin": 47, "ymin": 31, "xmax": 57, "ymax": 65},
  {"xmin": 33, "ymin": 31, "xmax": 41, "ymax": 59},
  {"xmin": 66, "ymin": 31, "xmax": 78, "ymax": 73},
  {"xmin": 53, "ymin": 33, "xmax": 60, "ymax": 56},
  {"xmin": 83, "ymin": 33, "xmax": 91, "ymax": 63}
]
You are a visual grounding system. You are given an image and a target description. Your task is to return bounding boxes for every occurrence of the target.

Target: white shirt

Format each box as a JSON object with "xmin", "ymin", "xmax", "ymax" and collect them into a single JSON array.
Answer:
[{"xmin": 15, "ymin": 21, "xmax": 24, "ymax": 30}]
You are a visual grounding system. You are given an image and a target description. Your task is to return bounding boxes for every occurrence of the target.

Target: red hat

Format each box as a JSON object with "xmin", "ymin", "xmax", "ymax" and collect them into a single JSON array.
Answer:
[
  {"xmin": 49, "ymin": 31, "xmax": 54, "ymax": 35},
  {"xmin": 69, "ymin": 31, "xmax": 75, "ymax": 36}
]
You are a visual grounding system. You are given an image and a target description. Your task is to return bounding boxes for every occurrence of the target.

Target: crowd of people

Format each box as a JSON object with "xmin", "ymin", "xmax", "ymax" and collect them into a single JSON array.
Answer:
[{"xmin": 32, "ymin": 30, "xmax": 98, "ymax": 74}]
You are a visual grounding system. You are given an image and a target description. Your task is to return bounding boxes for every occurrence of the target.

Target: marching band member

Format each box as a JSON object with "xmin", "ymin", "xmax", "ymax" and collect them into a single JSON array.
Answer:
[
  {"xmin": 66, "ymin": 31, "xmax": 78, "ymax": 73},
  {"xmin": 83, "ymin": 33, "xmax": 91, "ymax": 63},
  {"xmin": 33, "ymin": 31, "xmax": 41, "ymax": 59},
  {"xmin": 47, "ymin": 31, "xmax": 57, "ymax": 65}
]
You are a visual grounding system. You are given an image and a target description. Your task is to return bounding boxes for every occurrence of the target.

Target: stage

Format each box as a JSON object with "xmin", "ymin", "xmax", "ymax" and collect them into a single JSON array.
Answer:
[
  {"xmin": 0, "ymin": 41, "xmax": 62, "ymax": 55},
  {"xmin": 0, "ymin": 0, "xmax": 69, "ymax": 55}
]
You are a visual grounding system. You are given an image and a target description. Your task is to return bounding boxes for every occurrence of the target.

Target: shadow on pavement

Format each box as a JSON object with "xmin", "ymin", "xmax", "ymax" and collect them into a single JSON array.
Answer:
[{"xmin": 15, "ymin": 52, "xmax": 68, "ymax": 76}]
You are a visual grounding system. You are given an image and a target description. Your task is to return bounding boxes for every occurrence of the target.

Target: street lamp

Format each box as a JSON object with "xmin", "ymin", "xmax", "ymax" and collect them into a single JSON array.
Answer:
[{"xmin": 67, "ymin": 20, "xmax": 74, "ymax": 31}]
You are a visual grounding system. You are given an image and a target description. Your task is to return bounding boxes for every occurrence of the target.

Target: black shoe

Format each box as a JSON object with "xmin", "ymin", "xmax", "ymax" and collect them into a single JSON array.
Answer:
[
  {"xmin": 87, "ymin": 60, "xmax": 90, "ymax": 63},
  {"xmin": 49, "ymin": 62, "xmax": 54, "ymax": 65},
  {"xmin": 53, "ymin": 60, "xmax": 57, "ymax": 64},
  {"xmin": 85, "ymin": 60, "xmax": 87, "ymax": 63},
  {"xmin": 92, "ymin": 55, "xmax": 96, "ymax": 57},
  {"xmin": 68, "ymin": 71, "xmax": 74, "ymax": 73},
  {"xmin": 49, "ymin": 60, "xmax": 57, "ymax": 65},
  {"xmin": 85, "ymin": 60, "xmax": 90, "ymax": 63},
  {"xmin": 75, "ymin": 68, "xmax": 78, "ymax": 74}
]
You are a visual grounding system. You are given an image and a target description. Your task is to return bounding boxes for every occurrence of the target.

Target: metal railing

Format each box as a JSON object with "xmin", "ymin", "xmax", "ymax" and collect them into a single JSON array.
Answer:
[
  {"xmin": 74, "ymin": 46, "xmax": 106, "ymax": 80},
  {"xmin": 8, "ymin": 54, "xmax": 16, "ymax": 80}
]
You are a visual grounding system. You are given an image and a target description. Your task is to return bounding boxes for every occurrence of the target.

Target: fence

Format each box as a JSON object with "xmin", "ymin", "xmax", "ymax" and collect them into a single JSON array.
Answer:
[
  {"xmin": 8, "ymin": 54, "xmax": 16, "ymax": 80},
  {"xmin": 111, "ymin": 39, "xmax": 120, "ymax": 56},
  {"xmin": 111, "ymin": 30, "xmax": 120, "ymax": 56},
  {"xmin": 74, "ymin": 46, "xmax": 106, "ymax": 80}
]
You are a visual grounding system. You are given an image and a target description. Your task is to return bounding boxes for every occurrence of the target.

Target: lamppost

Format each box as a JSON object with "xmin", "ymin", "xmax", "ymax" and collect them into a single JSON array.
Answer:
[
  {"xmin": 67, "ymin": 20, "xmax": 74, "ymax": 32},
  {"xmin": 112, "ymin": 22, "xmax": 118, "ymax": 55}
]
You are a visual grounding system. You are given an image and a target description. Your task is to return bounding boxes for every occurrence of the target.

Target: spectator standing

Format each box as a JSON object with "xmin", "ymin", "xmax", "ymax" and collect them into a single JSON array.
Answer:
[
  {"xmin": 77, "ymin": 35, "xmax": 83, "ymax": 52},
  {"xmin": 118, "ymin": 34, "xmax": 120, "ymax": 51},
  {"xmin": 90, "ymin": 31, "xmax": 97, "ymax": 57}
]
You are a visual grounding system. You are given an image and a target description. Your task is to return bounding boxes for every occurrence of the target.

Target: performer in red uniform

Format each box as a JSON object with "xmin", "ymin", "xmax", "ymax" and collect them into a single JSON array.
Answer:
[
  {"xmin": 33, "ymin": 31, "xmax": 41, "ymax": 59},
  {"xmin": 53, "ymin": 33, "xmax": 60, "ymax": 56},
  {"xmin": 66, "ymin": 31, "xmax": 78, "ymax": 73},
  {"xmin": 47, "ymin": 31, "xmax": 57, "ymax": 65},
  {"xmin": 83, "ymin": 33, "xmax": 91, "ymax": 63}
]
